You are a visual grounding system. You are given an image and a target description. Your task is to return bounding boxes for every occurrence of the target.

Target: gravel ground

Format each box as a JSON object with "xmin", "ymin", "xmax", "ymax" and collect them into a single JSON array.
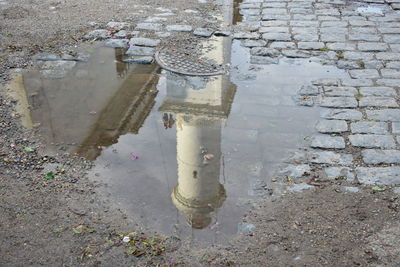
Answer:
[{"xmin": 1, "ymin": 0, "xmax": 400, "ymax": 266}]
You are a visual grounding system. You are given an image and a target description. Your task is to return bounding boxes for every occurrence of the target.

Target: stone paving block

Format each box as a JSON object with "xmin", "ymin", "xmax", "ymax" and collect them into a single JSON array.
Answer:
[
  {"xmin": 377, "ymin": 79, "xmax": 400, "ymax": 87},
  {"xmin": 294, "ymin": 34, "xmax": 319, "ymax": 42},
  {"xmin": 349, "ymin": 134, "xmax": 395, "ymax": 148},
  {"xmin": 364, "ymin": 60, "xmax": 384, "ymax": 69},
  {"xmin": 83, "ymin": 29, "xmax": 111, "ymax": 40},
  {"xmin": 343, "ymin": 51, "xmax": 374, "ymax": 60},
  {"xmin": 348, "ymin": 69, "xmax": 380, "ymax": 79},
  {"xmin": 348, "ymin": 33, "xmax": 381, "ymax": 41},
  {"xmin": 326, "ymin": 43, "xmax": 356, "ymax": 51},
  {"xmin": 269, "ymin": 42, "xmax": 295, "ymax": 49},
  {"xmin": 290, "ymin": 8, "xmax": 312, "ymax": 14},
  {"xmin": 262, "ymin": 32, "xmax": 291, "ymax": 41},
  {"xmin": 360, "ymin": 87, "xmax": 396, "ymax": 97},
  {"xmin": 278, "ymin": 164, "xmax": 310, "ymax": 178},
  {"xmin": 312, "ymin": 78, "xmax": 339, "ymax": 86},
  {"xmin": 250, "ymin": 56, "xmax": 279, "ymax": 64},
  {"xmin": 281, "ymin": 50, "xmax": 310, "ymax": 58},
  {"xmin": 376, "ymin": 52, "xmax": 400, "ymax": 60},
  {"xmin": 166, "ymin": 25, "xmax": 192, "ymax": 32},
  {"xmin": 104, "ymin": 39, "xmax": 129, "ymax": 48},
  {"xmin": 262, "ymin": 8, "xmax": 287, "ymax": 15},
  {"xmin": 381, "ymin": 69, "xmax": 400, "ymax": 78},
  {"xmin": 320, "ymin": 97, "xmax": 358, "ymax": 108},
  {"xmin": 337, "ymin": 61, "xmax": 361, "ymax": 69},
  {"xmin": 263, "ymin": 2, "xmax": 286, "ymax": 8},
  {"xmin": 379, "ymin": 27, "xmax": 400, "ymax": 34},
  {"xmin": 290, "ymin": 21, "xmax": 319, "ymax": 27},
  {"xmin": 325, "ymin": 167, "xmax": 355, "ymax": 181},
  {"xmin": 383, "ymin": 34, "xmax": 400, "ymax": 43},
  {"xmin": 386, "ymin": 61, "xmax": 400, "ymax": 69},
  {"xmin": 351, "ymin": 27, "xmax": 377, "ymax": 34},
  {"xmin": 350, "ymin": 121, "xmax": 388, "ymax": 134},
  {"xmin": 367, "ymin": 109, "xmax": 400, "ymax": 121},
  {"xmin": 362, "ymin": 149, "xmax": 400, "ymax": 164},
  {"xmin": 357, "ymin": 42, "xmax": 388, "ymax": 51},
  {"xmin": 259, "ymin": 27, "xmax": 289, "ymax": 33},
  {"xmin": 106, "ymin": 21, "xmax": 130, "ymax": 30},
  {"xmin": 359, "ymin": 96, "xmax": 399, "ymax": 107},
  {"xmin": 241, "ymin": 39, "xmax": 267, "ymax": 47},
  {"xmin": 311, "ymin": 135, "xmax": 346, "ymax": 149},
  {"xmin": 320, "ymin": 27, "xmax": 347, "ymax": 34},
  {"xmin": 126, "ymin": 46, "xmax": 155, "ymax": 56},
  {"xmin": 292, "ymin": 27, "xmax": 318, "ymax": 35},
  {"xmin": 321, "ymin": 21, "xmax": 348, "ymax": 27},
  {"xmin": 341, "ymin": 79, "xmax": 374, "ymax": 86},
  {"xmin": 193, "ymin": 28, "xmax": 214, "ymax": 37},
  {"xmin": 135, "ymin": 23, "xmax": 163, "ymax": 31},
  {"xmin": 250, "ymin": 47, "xmax": 280, "ymax": 57},
  {"xmin": 356, "ymin": 167, "xmax": 400, "ymax": 185},
  {"xmin": 309, "ymin": 151, "xmax": 353, "ymax": 165},
  {"xmin": 320, "ymin": 109, "xmax": 363, "ymax": 120},
  {"xmin": 298, "ymin": 85, "xmax": 320, "ymax": 96},
  {"xmin": 129, "ymin": 37, "xmax": 160, "ymax": 47},
  {"xmin": 393, "ymin": 122, "xmax": 400, "ymax": 133},
  {"xmin": 320, "ymin": 34, "xmax": 346, "ymax": 42},
  {"xmin": 233, "ymin": 32, "xmax": 260, "ymax": 39},
  {"xmin": 262, "ymin": 14, "xmax": 291, "ymax": 20},
  {"xmin": 389, "ymin": 44, "xmax": 400, "ymax": 52},
  {"xmin": 293, "ymin": 14, "xmax": 317, "ymax": 20},
  {"xmin": 349, "ymin": 20, "xmax": 375, "ymax": 26},
  {"xmin": 261, "ymin": 20, "xmax": 288, "ymax": 27},
  {"xmin": 316, "ymin": 120, "xmax": 348, "ymax": 133},
  {"xmin": 298, "ymin": 42, "xmax": 325, "ymax": 50},
  {"xmin": 323, "ymin": 86, "xmax": 357, "ymax": 96}
]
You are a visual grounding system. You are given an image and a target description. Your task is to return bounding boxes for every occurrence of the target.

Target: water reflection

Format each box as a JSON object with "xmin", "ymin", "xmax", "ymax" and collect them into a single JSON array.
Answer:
[{"xmin": 160, "ymin": 69, "xmax": 236, "ymax": 229}]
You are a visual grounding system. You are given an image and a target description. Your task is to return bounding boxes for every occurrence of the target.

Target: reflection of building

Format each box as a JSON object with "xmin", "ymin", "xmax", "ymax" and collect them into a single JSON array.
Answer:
[
  {"xmin": 159, "ymin": 35, "xmax": 236, "ymax": 229},
  {"xmin": 77, "ymin": 66, "xmax": 160, "ymax": 160}
]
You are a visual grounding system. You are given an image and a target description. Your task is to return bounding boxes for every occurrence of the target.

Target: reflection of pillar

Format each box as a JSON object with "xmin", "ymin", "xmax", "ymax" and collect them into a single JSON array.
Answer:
[{"xmin": 172, "ymin": 115, "xmax": 226, "ymax": 229}]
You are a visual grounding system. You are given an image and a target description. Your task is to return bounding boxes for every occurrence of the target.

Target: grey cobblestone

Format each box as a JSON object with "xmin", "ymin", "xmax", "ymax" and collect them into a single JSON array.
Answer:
[
  {"xmin": 367, "ymin": 109, "xmax": 400, "ymax": 121},
  {"xmin": 337, "ymin": 60, "xmax": 361, "ymax": 69},
  {"xmin": 281, "ymin": 50, "xmax": 310, "ymax": 58},
  {"xmin": 341, "ymin": 79, "xmax": 374, "ymax": 86},
  {"xmin": 320, "ymin": 109, "xmax": 363, "ymax": 120},
  {"xmin": 356, "ymin": 167, "xmax": 400, "ymax": 185},
  {"xmin": 358, "ymin": 42, "xmax": 389, "ymax": 51},
  {"xmin": 350, "ymin": 121, "xmax": 388, "ymax": 134},
  {"xmin": 362, "ymin": 149, "xmax": 400, "ymax": 164},
  {"xmin": 360, "ymin": 87, "xmax": 396, "ymax": 97},
  {"xmin": 316, "ymin": 120, "xmax": 348, "ymax": 133},
  {"xmin": 250, "ymin": 56, "xmax": 279, "ymax": 64},
  {"xmin": 349, "ymin": 69, "xmax": 380, "ymax": 79},
  {"xmin": 377, "ymin": 79, "xmax": 400, "ymax": 87},
  {"xmin": 359, "ymin": 97, "xmax": 399, "ymax": 108},
  {"xmin": 250, "ymin": 47, "xmax": 280, "ymax": 57},
  {"xmin": 325, "ymin": 167, "xmax": 355, "ymax": 181},
  {"xmin": 327, "ymin": 43, "xmax": 356, "ymax": 51},
  {"xmin": 349, "ymin": 134, "xmax": 395, "ymax": 148},
  {"xmin": 323, "ymin": 86, "xmax": 357, "ymax": 97},
  {"xmin": 311, "ymin": 135, "xmax": 346, "ymax": 149},
  {"xmin": 381, "ymin": 69, "xmax": 400, "ymax": 78},
  {"xmin": 259, "ymin": 27, "xmax": 289, "ymax": 33},
  {"xmin": 392, "ymin": 122, "xmax": 400, "ymax": 133},
  {"xmin": 320, "ymin": 97, "xmax": 358, "ymax": 108},
  {"xmin": 376, "ymin": 52, "xmax": 400, "ymax": 60},
  {"xmin": 262, "ymin": 32, "xmax": 291, "ymax": 41},
  {"xmin": 386, "ymin": 61, "xmax": 400, "ymax": 69},
  {"xmin": 298, "ymin": 42, "xmax": 325, "ymax": 50},
  {"xmin": 343, "ymin": 51, "xmax": 374, "ymax": 60},
  {"xmin": 298, "ymin": 85, "xmax": 320, "ymax": 96},
  {"xmin": 309, "ymin": 151, "xmax": 353, "ymax": 165},
  {"xmin": 278, "ymin": 164, "xmax": 310, "ymax": 178},
  {"xmin": 241, "ymin": 39, "xmax": 267, "ymax": 47},
  {"xmin": 269, "ymin": 42, "xmax": 296, "ymax": 49}
]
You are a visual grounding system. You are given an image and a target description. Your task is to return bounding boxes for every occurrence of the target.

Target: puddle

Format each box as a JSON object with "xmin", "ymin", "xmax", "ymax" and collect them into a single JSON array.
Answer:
[
  {"xmin": 15, "ymin": 2, "xmax": 353, "ymax": 244},
  {"xmin": 233, "ymin": 0, "xmax": 243, "ymax": 25},
  {"xmin": 18, "ymin": 39, "xmax": 351, "ymax": 243}
]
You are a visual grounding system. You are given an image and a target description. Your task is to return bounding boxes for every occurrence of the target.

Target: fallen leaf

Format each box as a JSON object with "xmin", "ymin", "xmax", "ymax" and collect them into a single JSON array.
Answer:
[
  {"xmin": 371, "ymin": 186, "xmax": 385, "ymax": 192},
  {"xmin": 24, "ymin": 147, "xmax": 34, "ymax": 152},
  {"xmin": 44, "ymin": 172, "xmax": 55, "ymax": 180},
  {"xmin": 203, "ymin": 154, "xmax": 214, "ymax": 160}
]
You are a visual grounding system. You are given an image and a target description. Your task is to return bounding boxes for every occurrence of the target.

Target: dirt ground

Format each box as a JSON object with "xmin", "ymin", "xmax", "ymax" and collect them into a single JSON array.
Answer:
[{"xmin": 1, "ymin": 0, "xmax": 400, "ymax": 266}]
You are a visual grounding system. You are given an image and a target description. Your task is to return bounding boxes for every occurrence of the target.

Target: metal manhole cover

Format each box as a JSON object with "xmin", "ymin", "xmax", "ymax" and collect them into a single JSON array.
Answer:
[{"xmin": 155, "ymin": 48, "xmax": 225, "ymax": 76}]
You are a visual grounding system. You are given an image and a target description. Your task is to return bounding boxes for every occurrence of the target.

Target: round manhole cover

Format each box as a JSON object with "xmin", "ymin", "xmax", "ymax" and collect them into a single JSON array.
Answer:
[{"xmin": 155, "ymin": 48, "xmax": 225, "ymax": 76}]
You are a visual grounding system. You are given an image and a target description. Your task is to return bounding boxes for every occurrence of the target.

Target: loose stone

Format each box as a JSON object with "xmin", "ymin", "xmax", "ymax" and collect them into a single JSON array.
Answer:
[
  {"xmin": 166, "ymin": 25, "xmax": 193, "ymax": 32},
  {"xmin": 324, "ymin": 167, "xmax": 355, "ymax": 181},
  {"xmin": 126, "ymin": 46, "xmax": 155, "ymax": 56},
  {"xmin": 193, "ymin": 28, "xmax": 214, "ymax": 37},
  {"xmin": 129, "ymin": 37, "xmax": 160, "ymax": 47}
]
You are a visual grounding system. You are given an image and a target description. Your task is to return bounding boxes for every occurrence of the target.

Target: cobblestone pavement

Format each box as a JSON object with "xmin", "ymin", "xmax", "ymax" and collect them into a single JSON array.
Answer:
[{"xmin": 234, "ymin": 0, "xmax": 400, "ymax": 189}]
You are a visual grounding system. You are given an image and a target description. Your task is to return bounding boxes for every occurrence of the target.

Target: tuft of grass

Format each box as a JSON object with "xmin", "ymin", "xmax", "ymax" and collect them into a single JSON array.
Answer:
[{"xmin": 319, "ymin": 47, "xmax": 330, "ymax": 52}]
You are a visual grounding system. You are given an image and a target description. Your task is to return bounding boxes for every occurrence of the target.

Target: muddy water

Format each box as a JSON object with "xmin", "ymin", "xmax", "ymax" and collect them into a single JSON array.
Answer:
[{"xmin": 21, "ymin": 40, "xmax": 350, "ymax": 243}]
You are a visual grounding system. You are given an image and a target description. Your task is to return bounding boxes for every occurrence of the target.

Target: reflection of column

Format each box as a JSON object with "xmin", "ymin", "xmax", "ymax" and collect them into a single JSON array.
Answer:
[{"xmin": 172, "ymin": 115, "xmax": 226, "ymax": 229}]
